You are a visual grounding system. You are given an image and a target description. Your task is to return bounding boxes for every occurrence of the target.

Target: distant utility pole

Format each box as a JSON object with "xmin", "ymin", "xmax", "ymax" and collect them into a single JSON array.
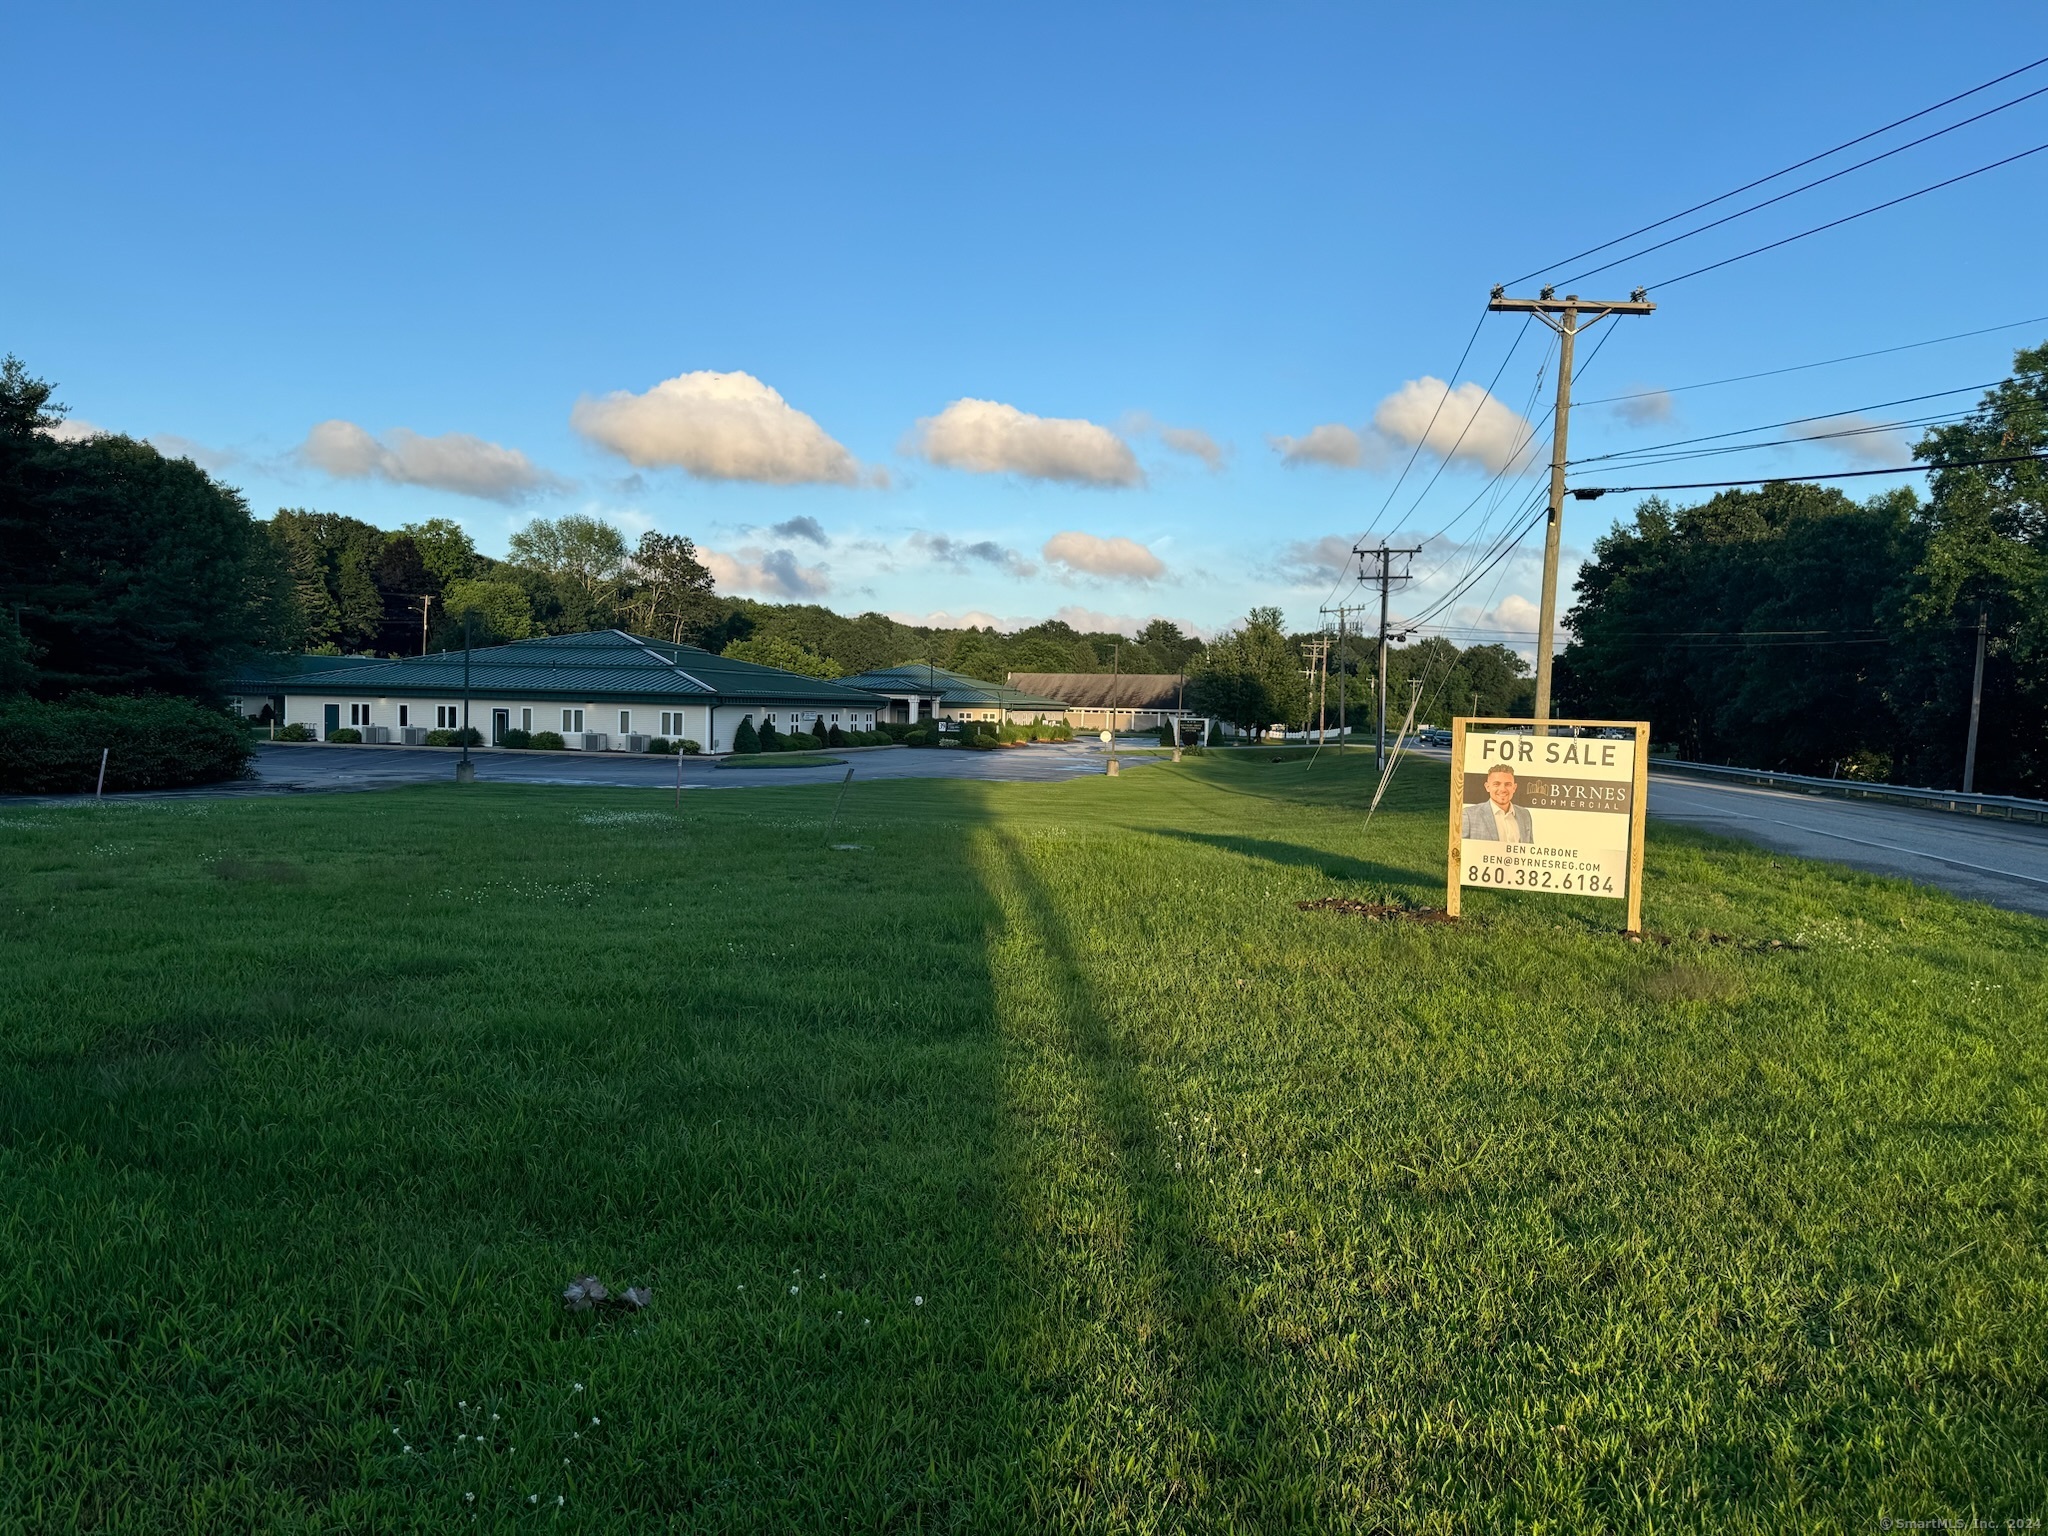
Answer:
[
  {"xmin": 1300, "ymin": 637, "xmax": 1331, "ymax": 745},
  {"xmin": 1487, "ymin": 285, "xmax": 1655, "ymax": 722},
  {"xmin": 417, "ymin": 593, "xmax": 434, "ymax": 656},
  {"xmin": 1319, "ymin": 600, "xmax": 1369, "ymax": 750},
  {"xmin": 1963, "ymin": 607, "xmax": 1989, "ymax": 792},
  {"xmin": 1354, "ymin": 543, "xmax": 1421, "ymax": 763}
]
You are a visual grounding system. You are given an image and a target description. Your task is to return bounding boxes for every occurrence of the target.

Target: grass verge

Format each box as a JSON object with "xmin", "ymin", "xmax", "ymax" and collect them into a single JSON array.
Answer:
[{"xmin": 0, "ymin": 753, "xmax": 2041, "ymax": 1530}]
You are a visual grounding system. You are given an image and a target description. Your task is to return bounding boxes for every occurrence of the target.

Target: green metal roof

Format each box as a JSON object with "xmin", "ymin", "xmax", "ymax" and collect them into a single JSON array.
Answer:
[
  {"xmin": 838, "ymin": 662, "xmax": 1069, "ymax": 712},
  {"xmin": 263, "ymin": 630, "xmax": 890, "ymax": 706},
  {"xmin": 225, "ymin": 653, "xmax": 387, "ymax": 692}
]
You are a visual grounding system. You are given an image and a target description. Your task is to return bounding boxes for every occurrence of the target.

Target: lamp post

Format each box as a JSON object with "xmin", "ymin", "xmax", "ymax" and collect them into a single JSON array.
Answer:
[{"xmin": 456, "ymin": 610, "xmax": 476, "ymax": 784}]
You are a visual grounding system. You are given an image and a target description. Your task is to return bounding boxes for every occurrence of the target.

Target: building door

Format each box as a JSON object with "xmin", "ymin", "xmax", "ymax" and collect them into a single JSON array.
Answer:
[
  {"xmin": 323, "ymin": 704, "xmax": 340, "ymax": 738},
  {"xmin": 492, "ymin": 709, "xmax": 509, "ymax": 744}
]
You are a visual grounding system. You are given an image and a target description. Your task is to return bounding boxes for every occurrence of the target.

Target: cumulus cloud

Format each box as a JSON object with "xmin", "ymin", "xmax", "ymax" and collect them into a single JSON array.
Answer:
[
  {"xmin": 886, "ymin": 608, "xmax": 1016, "ymax": 630},
  {"xmin": 1274, "ymin": 377, "xmax": 1540, "ymax": 475},
  {"xmin": 702, "ymin": 545, "xmax": 830, "ymax": 599},
  {"xmin": 300, "ymin": 419, "xmax": 564, "ymax": 502},
  {"xmin": 1788, "ymin": 413, "xmax": 1913, "ymax": 467},
  {"xmin": 1041, "ymin": 530, "xmax": 1166, "ymax": 582},
  {"xmin": 910, "ymin": 399, "xmax": 1141, "ymax": 486},
  {"xmin": 572, "ymin": 370, "xmax": 860, "ymax": 486},
  {"xmin": 1050, "ymin": 604, "xmax": 1211, "ymax": 640},
  {"xmin": 1372, "ymin": 376, "xmax": 1539, "ymax": 473},
  {"xmin": 1270, "ymin": 423, "xmax": 1376, "ymax": 469},
  {"xmin": 909, "ymin": 532, "xmax": 1037, "ymax": 577},
  {"xmin": 1610, "ymin": 388, "xmax": 1675, "ymax": 427},
  {"xmin": 771, "ymin": 515, "xmax": 830, "ymax": 545}
]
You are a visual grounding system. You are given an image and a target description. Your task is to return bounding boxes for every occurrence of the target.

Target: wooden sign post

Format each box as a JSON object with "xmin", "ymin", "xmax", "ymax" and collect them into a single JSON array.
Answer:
[{"xmin": 1446, "ymin": 717, "xmax": 1651, "ymax": 935}]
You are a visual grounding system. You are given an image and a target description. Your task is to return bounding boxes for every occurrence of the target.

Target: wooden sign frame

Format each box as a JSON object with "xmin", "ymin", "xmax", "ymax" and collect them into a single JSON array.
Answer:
[{"xmin": 1445, "ymin": 716, "xmax": 1651, "ymax": 935}]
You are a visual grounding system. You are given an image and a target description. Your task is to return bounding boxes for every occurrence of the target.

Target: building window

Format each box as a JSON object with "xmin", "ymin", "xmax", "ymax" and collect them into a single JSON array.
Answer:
[
  {"xmin": 661, "ymin": 710, "xmax": 688, "ymax": 736},
  {"xmin": 520, "ymin": 708, "xmax": 531, "ymax": 732},
  {"xmin": 562, "ymin": 708, "xmax": 585, "ymax": 733},
  {"xmin": 619, "ymin": 710, "xmax": 631, "ymax": 734},
  {"xmin": 398, "ymin": 704, "xmax": 410, "ymax": 727},
  {"xmin": 349, "ymin": 703, "xmax": 372, "ymax": 726},
  {"xmin": 437, "ymin": 705, "xmax": 459, "ymax": 728}
]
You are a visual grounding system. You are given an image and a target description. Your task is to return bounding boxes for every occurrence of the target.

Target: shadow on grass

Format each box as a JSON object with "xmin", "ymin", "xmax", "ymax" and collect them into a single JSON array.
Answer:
[
  {"xmin": 984, "ymin": 826, "xmax": 1322, "ymax": 1529},
  {"xmin": 1151, "ymin": 826, "xmax": 1436, "ymax": 897}
]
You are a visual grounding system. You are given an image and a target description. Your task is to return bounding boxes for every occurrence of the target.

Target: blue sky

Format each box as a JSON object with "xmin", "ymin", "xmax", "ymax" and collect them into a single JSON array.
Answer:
[{"xmin": 9, "ymin": 3, "xmax": 2046, "ymax": 645}]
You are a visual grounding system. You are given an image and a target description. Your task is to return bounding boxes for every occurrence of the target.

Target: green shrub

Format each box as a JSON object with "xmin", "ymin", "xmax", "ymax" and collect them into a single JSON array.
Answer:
[
  {"xmin": 732, "ymin": 717, "xmax": 760, "ymax": 754},
  {"xmin": 966, "ymin": 732, "xmax": 997, "ymax": 750},
  {"xmin": 277, "ymin": 722, "xmax": 314, "ymax": 742},
  {"xmin": 1158, "ymin": 722, "xmax": 1176, "ymax": 748},
  {"xmin": 500, "ymin": 728, "xmax": 533, "ymax": 749},
  {"xmin": 646, "ymin": 737, "xmax": 674, "ymax": 754},
  {"xmin": 0, "ymin": 694, "xmax": 254, "ymax": 794},
  {"xmin": 531, "ymin": 730, "xmax": 566, "ymax": 750},
  {"xmin": 826, "ymin": 724, "xmax": 846, "ymax": 746},
  {"xmin": 758, "ymin": 720, "xmax": 782, "ymax": 752},
  {"xmin": 679, "ymin": 739, "xmax": 701, "ymax": 755},
  {"xmin": 811, "ymin": 717, "xmax": 829, "ymax": 744},
  {"xmin": 904, "ymin": 727, "xmax": 933, "ymax": 747},
  {"xmin": 425, "ymin": 728, "xmax": 456, "ymax": 746},
  {"xmin": 454, "ymin": 727, "xmax": 482, "ymax": 747},
  {"xmin": 328, "ymin": 726, "xmax": 363, "ymax": 744}
]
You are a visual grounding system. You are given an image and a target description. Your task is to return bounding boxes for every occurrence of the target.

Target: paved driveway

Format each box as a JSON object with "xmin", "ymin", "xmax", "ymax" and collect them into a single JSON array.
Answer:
[
  {"xmin": 1646, "ymin": 772, "xmax": 2048, "ymax": 919},
  {"xmin": 26, "ymin": 739, "xmax": 1154, "ymax": 801}
]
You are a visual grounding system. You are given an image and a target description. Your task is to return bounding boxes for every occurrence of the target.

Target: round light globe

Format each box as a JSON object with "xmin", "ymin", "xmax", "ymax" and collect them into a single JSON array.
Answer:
[{"xmin": 1099, "ymin": 730, "xmax": 1113, "ymax": 744}]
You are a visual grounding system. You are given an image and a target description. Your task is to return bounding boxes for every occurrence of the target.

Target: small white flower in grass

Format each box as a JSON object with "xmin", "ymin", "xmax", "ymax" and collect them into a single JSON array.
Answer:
[
  {"xmin": 557, "ymin": 1496, "xmax": 566, "ymax": 1507},
  {"xmin": 491, "ymin": 1413, "xmax": 500, "ymax": 1422},
  {"xmin": 464, "ymin": 1493, "xmax": 475, "ymax": 1503},
  {"xmin": 914, "ymin": 1296, "xmax": 923, "ymax": 1306},
  {"xmin": 403, "ymin": 1445, "xmax": 413, "ymax": 1454},
  {"xmin": 529, "ymin": 1494, "xmax": 538, "ymax": 1504},
  {"xmin": 572, "ymin": 1432, "xmax": 580, "ymax": 1440},
  {"xmin": 591, "ymin": 1416, "xmax": 600, "ymax": 1426},
  {"xmin": 458, "ymin": 1400, "xmax": 467, "ymax": 1408},
  {"xmin": 573, "ymin": 1383, "xmax": 584, "ymax": 1393},
  {"xmin": 790, "ymin": 1285, "xmax": 799, "ymax": 1295}
]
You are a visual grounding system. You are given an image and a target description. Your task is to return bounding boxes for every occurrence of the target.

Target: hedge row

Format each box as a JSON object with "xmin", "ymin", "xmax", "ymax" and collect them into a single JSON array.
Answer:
[{"xmin": 0, "ymin": 695, "xmax": 255, "ymax": 793}]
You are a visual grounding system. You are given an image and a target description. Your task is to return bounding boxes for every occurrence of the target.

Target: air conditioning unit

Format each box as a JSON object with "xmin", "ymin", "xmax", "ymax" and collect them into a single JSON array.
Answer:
[
  {"xmin": 615, "ymin": 733, "xmax": 649, "ymax": 753},
  {"xmin": 361, "ymin": 725, "xmax": 391, "ymax": 744},
  {"xmin": 565, "ymin": 732, "xmax": 609, "ymax": 752},
  {"xmin": 398, "ymin": 726, "xmax": 430, "ymax": 746}
]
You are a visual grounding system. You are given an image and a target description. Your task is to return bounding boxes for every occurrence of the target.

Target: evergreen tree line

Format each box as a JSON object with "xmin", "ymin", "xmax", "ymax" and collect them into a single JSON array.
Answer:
[{"xmin": 1558, "ymin": 344, "xmax": 2048, "ymax": 797}]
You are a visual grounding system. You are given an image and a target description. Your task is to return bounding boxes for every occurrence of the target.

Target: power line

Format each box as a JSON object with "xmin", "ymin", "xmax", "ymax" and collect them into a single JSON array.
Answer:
[
  {"xmin": 1554, "ymin": 81, "xmax": 2048, "ymax": 289},
  {"xmin": 1506, "ymin": 53, "xmax": 2048, "ymax": 285},
  {"xmin": 1648, "ymin": 140, "xmax": 2048, "ymax": 291},
  {"xmin": 1570, "ymin": 380, "xmax": 2000, "ymax": 465},
  {"xmin": 1577, "ymin": 313, "xmax": 2048, "ymax": 406},
  {"xmin": 1578, "ymin": 411, "xmax": 1974, "ymax": 472},
  {"xmin": 1568, "ymin": 449, "xmax": 2048, "ymax": 499}
]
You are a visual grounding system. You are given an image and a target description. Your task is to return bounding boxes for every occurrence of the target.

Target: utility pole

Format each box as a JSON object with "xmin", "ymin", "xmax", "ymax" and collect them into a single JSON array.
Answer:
[
  {"xmin": 1299, "ymin": 638, "xmax": 1331, "ymax": 745},
  {"xmin": 1355, "ymin": 544, "xmax": 1420, "ymax": 763},
  {"xmin": 417, "ymin": 593, "xmax": 434, "ymax": 656},
  {"xmin": 1487, "ymin": 285, "xmax": 1655, "ymax": 723},
  {"xmin": 1963, "ymin": 607, "xmax": 1988, "ymax": 792},
  {"xmin": 1320, "ymin": 600, "xmax": 1368, "ymax": 750}
]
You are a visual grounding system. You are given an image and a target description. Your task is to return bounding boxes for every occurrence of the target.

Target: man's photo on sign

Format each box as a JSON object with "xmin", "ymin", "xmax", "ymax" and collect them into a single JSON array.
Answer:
[{"xmin": 1462, "ymin": 762, "xmax": 1533, "ymax": 844}]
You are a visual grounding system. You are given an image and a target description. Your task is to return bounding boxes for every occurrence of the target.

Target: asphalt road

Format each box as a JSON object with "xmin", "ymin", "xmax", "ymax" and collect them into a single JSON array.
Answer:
[
  {"xmin": 117, "ymin": 739, "xmax": 1155, "ymax": 798},
  {"xmin": 1647, "ymin": 772, "xmax": 2048, "ymax": 919}
]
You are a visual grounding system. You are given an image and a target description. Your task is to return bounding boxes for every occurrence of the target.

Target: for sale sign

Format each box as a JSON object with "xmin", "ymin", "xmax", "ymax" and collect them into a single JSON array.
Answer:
[{"xmin": 1446, "ymin": 718, "xmax": 1650, "ymax": 933}]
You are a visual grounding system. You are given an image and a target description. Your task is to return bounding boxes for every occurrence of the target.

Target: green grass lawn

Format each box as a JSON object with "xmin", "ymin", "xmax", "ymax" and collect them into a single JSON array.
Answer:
[
  {"xmin": 714, "ymin": 753, "xmax": 847, "ymax": 769},
  {"xmin": 2, "ymin": 754, "xmax": 2042, "ymax": 1532}
]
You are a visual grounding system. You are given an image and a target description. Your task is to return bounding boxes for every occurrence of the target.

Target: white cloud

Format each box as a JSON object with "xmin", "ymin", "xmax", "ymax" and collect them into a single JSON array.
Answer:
[
  {"xmin": 1477, "ymin": 592, "xmax": 1540, "ymax": 636},
  {"xmin": 1372, "ymin": 376, "xmax": 1539, "ymax": 474},
  {"xmin": 1270, "ymin": 423, "xmax": 1371, "ymax": 469},
  {"xmin": 149, "ymin": 434, "xmax": 241, "ymax": 472},
  {"xmin": 1273, "ymin": 377, "xmax": 1540, "ymax": 475},
  {"xmin": 909, "ymin": 532, "xmax": 1036, "ymax": 577},
  {"xmin": 702, "ymin": 545, "xmax": 830, "ymax": 599},
  {"xmin": 1788, "ymin": 413, "xmax": 1913, "ymax": 467},
  {"xmin": 40, "ymin": 417, "xmax": 107, "ymax": 443},
  {"xmin": 1049, "ymin": 605, "xmax": 1212, "ymax": 641},
  {"xmin": 885, "ymin": 608, "xmax": 1015, "ymax": 631},
  {"xmin": 300, "ymin": 419, "xmax": 564, "ymax": 502},
  {"xmin": 1611, "ymin": 389, "xmax": 1675, "ymax": 427},
  {"xmin": 571, "ymin": 370, "xmax": 859, "ymax": 486},
  {"xmin": 1041, "ymin": 530, "xmax": 1166, "ymax": 582},
  {"xmin": 910, "ymin": 399, "xmax": 1141, "ymax": 486}
]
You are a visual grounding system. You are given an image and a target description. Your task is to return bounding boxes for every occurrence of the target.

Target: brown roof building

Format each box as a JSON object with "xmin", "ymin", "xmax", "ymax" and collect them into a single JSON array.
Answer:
[{"xmin": 1006, "ymin": 672, "xmax": 1192, "ymax": 732}]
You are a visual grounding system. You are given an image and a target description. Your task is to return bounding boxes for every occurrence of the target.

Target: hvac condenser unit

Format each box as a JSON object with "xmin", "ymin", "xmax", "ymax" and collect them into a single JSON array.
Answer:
[
  {"xmin": 399, "ymin": 726, "xmax": 430, "ymax": 746},
  {"xmin": 615, "ymin": 733, "xmax": 650, "ymax": 753},
  {"xmin": 360, "ymin": 725, "xmax": 391, "ymax": 744},
  {"xmin": 566, "ymin": 732, "xmax": 610, "ymax": 752}
]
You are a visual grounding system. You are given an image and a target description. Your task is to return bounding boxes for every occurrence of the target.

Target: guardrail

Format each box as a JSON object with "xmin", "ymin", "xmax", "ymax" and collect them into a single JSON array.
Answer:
[{"xmin": 1650, "ymin": 758, "xmax": 2048, "ymax": 825}]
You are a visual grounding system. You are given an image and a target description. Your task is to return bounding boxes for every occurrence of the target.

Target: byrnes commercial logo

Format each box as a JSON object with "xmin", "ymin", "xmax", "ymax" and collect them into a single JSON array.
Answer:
[{"xmin": 1458, "ymin": 731, "xmax": 1637, "ymax": 899}]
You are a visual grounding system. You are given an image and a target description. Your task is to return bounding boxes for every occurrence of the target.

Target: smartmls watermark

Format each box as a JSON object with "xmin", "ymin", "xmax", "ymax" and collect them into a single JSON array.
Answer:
[{"xmin": 1879, "ymin": 1519, "xmax": 2039, "ymax": 1532}]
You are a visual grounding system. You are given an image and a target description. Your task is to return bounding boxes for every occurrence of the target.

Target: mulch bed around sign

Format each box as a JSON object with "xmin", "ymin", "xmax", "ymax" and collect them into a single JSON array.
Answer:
[{"xmin": 1295, "ymin": 897, "xmax": 1456, "ymax": 923}]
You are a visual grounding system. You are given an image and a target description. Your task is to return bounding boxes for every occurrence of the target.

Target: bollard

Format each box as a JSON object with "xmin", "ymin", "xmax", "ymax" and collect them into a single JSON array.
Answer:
[{"xmin": 455, "ymin": 760, "xmax": 476, "ymax": 784}]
